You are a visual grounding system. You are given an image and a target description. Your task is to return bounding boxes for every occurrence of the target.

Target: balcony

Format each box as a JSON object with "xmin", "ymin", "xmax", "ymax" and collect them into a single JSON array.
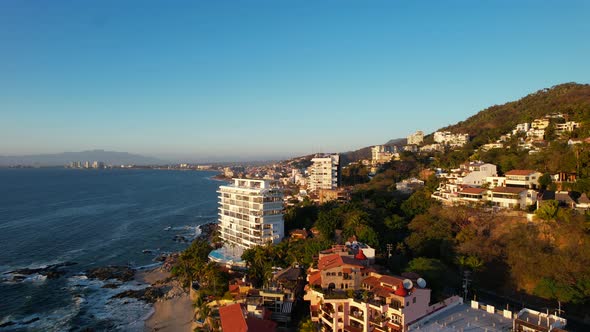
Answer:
[{"xmin": 369, "ymin": 314, "xmax": 389, "ymax": 328}]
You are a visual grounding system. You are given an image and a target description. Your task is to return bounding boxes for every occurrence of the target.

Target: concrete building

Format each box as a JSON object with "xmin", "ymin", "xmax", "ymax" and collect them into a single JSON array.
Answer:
[
  {"xmin": 217, "ymin": 179, "xmax": 284, "ymax": 250},
  {"xmin": 513, "ymin": 308, "xmax": 567, "ymax": 332},
  {"xmin": 371, "ymin": 145, "xmax": 397, "ymax": 164},
  {"xmin": 513, "ymin": 123, "xmax": 531, "ymax": 134},
  {"xmin": 407, "ymin": 131, "xmax": 424, "ymax": 145},
  {"xmin": 531, "ymin": 118, "xmax": 550, "ymax": 130},
  {"xmin": 308, "ymin": 154, "xmax": 341, "ymax": 192},
  {"xmin": 304, "ymin": 247, "xmax": 461, "ymax": 332},
  {"xmin": 504, "ymin": 170, "xmax": 542, "ymax": 189},
  {"xmin": 433, "ymin": 131, "xmax": 470, "ymax": 147},
  {"xmin": 489, "ymin": 187, "xmax": 537, "ymax": 209},
  {"xmin": 556, "ymin": 121, "xmax": 580, "ymax": 134},
  {"xmin": 457, "ymin": 162, "xmax": 497, "ymax": 187}
]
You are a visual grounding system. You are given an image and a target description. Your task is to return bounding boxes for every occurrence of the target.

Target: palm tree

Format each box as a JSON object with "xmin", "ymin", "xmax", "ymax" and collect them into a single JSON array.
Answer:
[
  {"xmin": 193, "ymin": 296, "xmax": 212, "ymax": 330},
  {"xmin": 466, "ymin": 255, "xmax": 484, "ymax": 272},
  {"xmin": 176, "ymin": 255, "xmax": 198, "ymax": 289}
]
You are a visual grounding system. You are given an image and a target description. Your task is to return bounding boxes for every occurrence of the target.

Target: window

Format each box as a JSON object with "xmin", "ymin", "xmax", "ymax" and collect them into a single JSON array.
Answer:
[{"xmin": 413, "ymin": 297, "xmax": 416, "ymax": 304}]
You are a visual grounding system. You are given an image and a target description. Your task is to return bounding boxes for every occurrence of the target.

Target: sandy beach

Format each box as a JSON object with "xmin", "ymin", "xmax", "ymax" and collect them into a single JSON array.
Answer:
[{"xmin": 138, "ymin": 268, "xmax": 195, "ymax": 332}]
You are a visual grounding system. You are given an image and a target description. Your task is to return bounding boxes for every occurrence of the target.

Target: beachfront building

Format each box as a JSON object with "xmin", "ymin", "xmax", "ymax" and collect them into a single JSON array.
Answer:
[
  {"xmin": 217, "ymin": 179, "xmax": 284, "ymax": 250},
  {"xmin": 308, "ymin": 154, "xmax": 341, "ymax": 192}
]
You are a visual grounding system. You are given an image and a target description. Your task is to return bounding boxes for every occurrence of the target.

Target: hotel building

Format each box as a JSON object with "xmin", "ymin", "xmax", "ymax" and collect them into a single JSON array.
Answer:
[
  {"xmin": 309, "ymin": 154, "xmax": 341, "ymax": 192},
  {"xmin": 218, "ymin": 179, "xmax": 284, "ymax": 250}
]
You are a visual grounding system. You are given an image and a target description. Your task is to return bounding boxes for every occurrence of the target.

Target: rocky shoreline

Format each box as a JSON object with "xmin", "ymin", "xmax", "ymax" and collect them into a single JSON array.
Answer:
[{"xmin": 0, "ymin": 222, "xmax": 218, "ymax": 330}]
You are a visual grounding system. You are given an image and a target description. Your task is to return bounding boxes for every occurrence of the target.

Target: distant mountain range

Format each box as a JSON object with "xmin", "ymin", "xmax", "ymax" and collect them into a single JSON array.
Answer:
[{"xmin": 0, "ymin": 150, "xmax": 167, "ymax": 167}]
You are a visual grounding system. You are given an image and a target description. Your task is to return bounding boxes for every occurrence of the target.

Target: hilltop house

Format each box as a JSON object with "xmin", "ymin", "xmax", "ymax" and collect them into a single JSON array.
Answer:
[{"xmin": 504, "ymin": 170, "xmax": 542, "ymax": 189}]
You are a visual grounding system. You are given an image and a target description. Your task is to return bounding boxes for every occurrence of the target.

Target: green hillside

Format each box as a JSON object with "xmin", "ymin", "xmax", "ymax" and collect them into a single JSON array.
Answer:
[{"xmin": 440, "ymin": 82, "xmax": 590, "ymax": 145}]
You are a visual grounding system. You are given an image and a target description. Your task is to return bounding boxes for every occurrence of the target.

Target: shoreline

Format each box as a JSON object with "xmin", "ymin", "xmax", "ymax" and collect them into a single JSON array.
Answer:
[
  {"xmin": 139, "ymin": 222, "xmax": 218, "ymax": 331},
  {"xmin": 137, "ymin": 267, "xmax": 194, "ymax": 332}
]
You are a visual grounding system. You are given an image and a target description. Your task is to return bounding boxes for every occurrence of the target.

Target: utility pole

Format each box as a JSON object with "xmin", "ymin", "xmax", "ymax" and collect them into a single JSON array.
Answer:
[{"xmin": 386, "ymin": 243, "xmax": 393, "ymax": 258}]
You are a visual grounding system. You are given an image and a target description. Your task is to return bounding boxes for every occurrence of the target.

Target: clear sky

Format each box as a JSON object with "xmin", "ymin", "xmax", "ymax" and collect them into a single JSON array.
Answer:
[{"xmin": 1, "ymin": 0, "xmax": 589, "ymax": 161}]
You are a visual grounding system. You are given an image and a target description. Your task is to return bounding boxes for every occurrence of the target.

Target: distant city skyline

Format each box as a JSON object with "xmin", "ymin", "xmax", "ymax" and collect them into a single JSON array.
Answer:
[{"xmin": 1, "ymin": 1, "xmax": 589, "ymax": 161}]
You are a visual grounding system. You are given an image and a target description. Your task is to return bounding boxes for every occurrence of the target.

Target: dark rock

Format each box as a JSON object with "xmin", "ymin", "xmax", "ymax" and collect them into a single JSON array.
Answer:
[
  {"xmin": 86, "ymin": 266, "xmax": 135, "ymax": 282},
  {"xmin": 102, "ymin": 283, "xmax": 119, "ymax": 289},
  {"xmin": 4, "ymin": 261, "xmax": 77, "ymax": 279},
  {"xmin": 153, "ymin": 254, "xmax": 167, "ymax": 262},
  {"xmin": 0, "ymin": 321, "xmax": 15, "ymax": 328},
  {"xmin": 172, "ymin": 235, "xmax": 188, "ymax": 243},
  {"xmin": 11, "ymin": 275, "xmax": 27, "ymax": 282},
  {"xmin": 43, "ymin": 270, "xmax": 66, "ymax": 279},
  {"xmin": 111, "ymin": 286, "xmax": 165, "ymax": 303}
]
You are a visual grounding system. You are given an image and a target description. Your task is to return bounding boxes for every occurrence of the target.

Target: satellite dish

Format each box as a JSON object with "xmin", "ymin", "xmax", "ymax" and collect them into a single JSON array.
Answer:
[
  {"xmin": 403, "ymin": 279, "xmax": 413, "ymax": 290},
  {"xmin": 417, "ymin": 278, "xmax": 427, "ymax": 288}
]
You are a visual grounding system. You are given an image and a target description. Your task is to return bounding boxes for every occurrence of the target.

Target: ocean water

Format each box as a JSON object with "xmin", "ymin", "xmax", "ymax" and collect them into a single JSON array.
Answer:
[{"xmin": 0, "ymin": 168, "xmax": 220, "ymax": 331}]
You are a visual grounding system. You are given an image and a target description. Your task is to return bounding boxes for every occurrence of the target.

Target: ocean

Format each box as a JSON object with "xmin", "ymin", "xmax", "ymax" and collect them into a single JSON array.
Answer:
[{"xmin": 0, "ymin": 168, "xmax": 220, "ymax": 331}]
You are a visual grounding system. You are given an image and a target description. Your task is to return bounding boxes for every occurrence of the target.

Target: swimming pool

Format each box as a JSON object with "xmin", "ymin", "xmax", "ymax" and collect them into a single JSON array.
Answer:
[{"xmin": 208, "ymin": 246, "xmax": 246, "ymax": 268}]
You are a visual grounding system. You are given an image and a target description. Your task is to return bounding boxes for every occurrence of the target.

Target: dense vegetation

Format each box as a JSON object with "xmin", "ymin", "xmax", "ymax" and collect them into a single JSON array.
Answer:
[
  {"xmin": 172, "ymin": 238, "xmax": 229, "ymax": 297},
  {"xmin": 440, "ymin": 83, "xmax": 590, "ymax": 147}
]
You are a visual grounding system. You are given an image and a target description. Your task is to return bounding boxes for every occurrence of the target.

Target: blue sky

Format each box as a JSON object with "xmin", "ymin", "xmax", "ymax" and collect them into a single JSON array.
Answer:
[{"xmin": 1, "ymin": 0, "xmax": 589, "ymax": 161}]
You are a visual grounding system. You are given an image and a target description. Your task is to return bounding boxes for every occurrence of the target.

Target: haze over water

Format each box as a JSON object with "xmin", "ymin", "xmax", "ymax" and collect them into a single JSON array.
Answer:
[{"xmin": 0, "ymin": 168, "xmax": 219, "ymax": 330}]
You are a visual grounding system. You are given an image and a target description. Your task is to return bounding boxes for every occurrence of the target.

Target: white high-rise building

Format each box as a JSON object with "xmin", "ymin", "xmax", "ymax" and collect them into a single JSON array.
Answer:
[
  {"xmin": 218, "ymin": 179, "xmax": 284, "ymax": 250},
  {"xmin": 407, "ymin": 130, "xmax": 424, "ymax": 145},
  {"xmin": 308, "ymin": 154, "xmax": 340, "ymax": 192}
]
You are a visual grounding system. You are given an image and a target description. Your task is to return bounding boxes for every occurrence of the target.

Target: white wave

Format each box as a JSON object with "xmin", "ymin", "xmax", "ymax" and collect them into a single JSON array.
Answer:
[{"xmin": 24, "ymin": 274, "xmax": 47, "ymax": 283}]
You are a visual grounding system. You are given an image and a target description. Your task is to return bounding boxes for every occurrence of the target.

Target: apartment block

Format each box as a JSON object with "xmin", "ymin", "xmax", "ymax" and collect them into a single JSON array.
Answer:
[
  {"xmin": 371, "ymin": 145, "xmax": 398, "ymax": 164},
  {"xmin": 218, "ymin": 178, "xmax": 284, "ymax": 250},
  {"xmin": 308, "ymin": 154, "xmax": 341, "ymax": 192}
]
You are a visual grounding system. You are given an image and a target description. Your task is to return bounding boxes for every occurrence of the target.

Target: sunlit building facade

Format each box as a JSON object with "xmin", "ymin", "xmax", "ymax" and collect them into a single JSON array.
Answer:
[{"xmin": 218, "ymin": 178, "xmax": 284, "ymax": 250}]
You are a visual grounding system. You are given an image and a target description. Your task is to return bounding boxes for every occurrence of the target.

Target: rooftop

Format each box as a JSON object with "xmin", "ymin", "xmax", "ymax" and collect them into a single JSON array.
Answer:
[
  {"xmin": 492, "ymin": 186, "xmax": 527, "ymax": 194},
  {"xmin": 412, "ymin": 304, "xmax": 513, "ymax": 332},
  {"xmin": 460, "ymin": 187, "xmax": 487, "ymax": 194},
  {"xmin": 505, "ymin": 169, "xmax": 538, "ymax": 176},
  {"xmin": 219, "ymin": 303, "xmax": 247, "ymax": 332}
]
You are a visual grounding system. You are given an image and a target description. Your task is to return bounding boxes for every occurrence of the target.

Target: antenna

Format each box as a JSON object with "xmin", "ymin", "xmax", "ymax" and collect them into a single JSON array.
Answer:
[
  {"xmin": 403, "ymin": 279, "xmax": 413, "ymax": 290},
  {"xmin": 417, "ymin": 278, "xmax": 427, "ymax": 288}
]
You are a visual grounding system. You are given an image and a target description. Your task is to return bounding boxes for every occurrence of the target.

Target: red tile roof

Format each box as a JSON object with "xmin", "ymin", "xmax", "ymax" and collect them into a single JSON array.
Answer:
[
  {"xmin": 229, "ymin": 284, "xmax": 240, "ymax": 293},
  {"xmin": 362, "ymin": 276, "xmax": 381, "ymax": 288},
  {"xmin": 318, "ymin": 254, "xmax": 344, "ymax": 270},
  {"xmin": 492, "ymin": 187, "xmax": 526, "ymax": 194},
  {"xmin": 505, "ymin": 169, "xmax": 537, "ymax": 176},
  {"xmin": 308, "ymin": 271, "xmax": 321, "ymax": 286},
  {"xmin": 219, "ymin": 303, "xmax": 247, "ymax": 332},
  {"xmin": 378, "ymin": 275, "xmax": 405, "ymax": 286},
  {"xmin": 460, "ymin": 187, "xmax": 486, "ymax": 194}
]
